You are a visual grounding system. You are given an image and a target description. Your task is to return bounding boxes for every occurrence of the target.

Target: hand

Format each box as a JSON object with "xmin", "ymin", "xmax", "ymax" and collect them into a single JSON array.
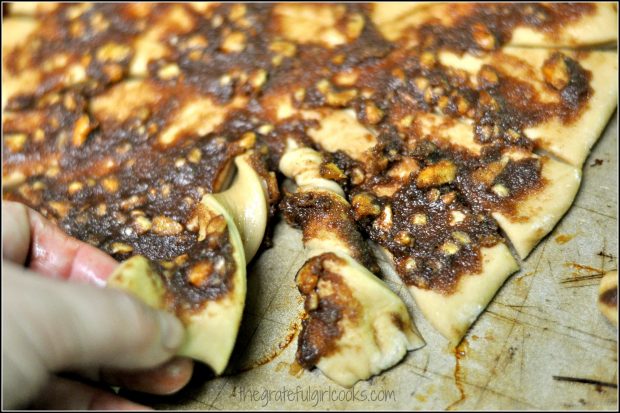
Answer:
[{"xmin": 2, "ymin": 201, "xmax": 194, "ymax": 409}]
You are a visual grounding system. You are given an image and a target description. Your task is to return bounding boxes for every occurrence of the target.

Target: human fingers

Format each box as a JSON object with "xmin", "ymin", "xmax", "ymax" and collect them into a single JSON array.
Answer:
[
  {"xmin": 2, "ymin": 201, "xmax": 118, "ymax": 285},
  {"xmin": 30, "ymin": 376, "xmax": 152, "ymax": 410},
  {"xmin": 1, "ymin": 200, "xmax": 31, "ymax": 264},
  {"xmin": 3, "ymin": 264, "xmax": 184, "ymax": 408},
  {"xmin": 100, "ymin": 358, "xmax": 194, "ymax": 396}
]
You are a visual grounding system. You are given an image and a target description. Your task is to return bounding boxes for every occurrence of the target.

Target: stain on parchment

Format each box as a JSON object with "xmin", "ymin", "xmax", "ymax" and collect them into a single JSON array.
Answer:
[
  {"xmin": 555, "ymin": 233, "xmax": 577, "ymax": 244},
  {"xmin": 446, "ymin": 338, "xmax": 469, "ymax": 410}
]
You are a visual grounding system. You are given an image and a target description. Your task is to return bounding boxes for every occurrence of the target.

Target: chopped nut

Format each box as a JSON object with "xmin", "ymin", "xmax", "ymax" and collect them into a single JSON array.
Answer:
[
  {"xmin": 101, "ymin": 176, "xmax": 119, "ymax": 193},
  {"xmin": 157, "ymin": 63, "xmax": 180, "ymax": 80},
  {"xmin": 120, "ymin": 195, "xmax": 145, "ymax": 210},
  {"xmin": 269, "ymin": 40, "xmax": 296, "ymax": 57},
  {"xmin": 399, "ymin": 115, "xmax": 413, "ymax": 128},
  {"xmin": 441, "ymin": 191, "xmax": 456, "ymax": 205},
  {"xmin": 221, "ymin": 31, "xmax": 247, "ymax": 53},
  {"xmin": 133, "ymin": 216, "xmax": 152, "ymax": 234},
  {"xmin": 188, "ymin": 260, "xmax": 214, "ymax": 287},
  {"xmin": 70, "ymin": 20, "xmax": 85, "ymax": 37},
  {"xmin": 3, "ymin": 171, "xmax": 26, "ymax": 188},
  {"xmin": 331, "ymin": 53, "xmax": 345, "ymax": 65},
  {"xmin": 67, "ymin": 181, "xmax": 83, "ymax": 195},
  {"xmin": 374, "ymin": 204, "xmax": 393, "ymax": 231},
  {"xmin": 472, "ymin": 23, "xmax": 496, "ymax": 50},
  {"xmin": 413, "ymin": 76, "xmax": 430, "ymax": 92},
  {"xmin": 206, "ymin": 215, "xmax": 227, "ymax": 236},
  {"xmin": 188, "ymin": 148, "xmax": 202, "ymax": 163},
  {"xmin": 152, "ymin": 216, "xmax": 183, "ymax": 235},
  {"xmin": 437, "ymin": 95, "xmax": 450, "ymax": 112},
  {"xmin": 48, "ymin": 201, "xmax": 70, "ymax": 218},
  {"xmin": 46, "ymin": 164, "xmax": 60, "ymax": 178},
  {"xmin": 416, "ymin": 160, "xmax": 457, "ymax": 188},
  {"xmin": 90, "ymin": 12, "xmax": 109, "ymax": 32},
  {"xmin": 4, "ymin": 133, "xmax": 27, "ymax": 152},
  {"xmin": 492, "ymin": 183, "xmax": 509, "ymax": 197},
  {"xmin": 72, "ymin": 115, "xmax": 92, "ymax": 147},
  {"xmin": 175, "ymin": 254, "xmax": 189, "ymax": 266},
  {"xmin": 96, "ymin": 203, "xmax": 107, "ymax": 216},
  {"xmin": 184, "ymin": 34, "xmax": 208, "ymax": 49},
  {"xmin": 320, "ymin": 162, "xmax": 346, "ymax": 181},
  {"xmin": 293, "ymin": 88, "xmax": 306, "ymax": 102},
  {"xmin": 427, "ymin": 188, "xmax": 441, "ymax": 202},
  {"xmin": 64, "ymin": 94, "xmax": 77, "ymax": 110},
  {"xmin": 411, "ymin": 213, "xmax": 427, "ymax": 226},
  {"xmin": 161, "ymin": 184, "xmax": 171, "ymax": 197},
  {"xmin": 31, "ymin": 181, "xmax": 45, "ymax": 190},
  {"xmin": 257, "ymin": 124, "xmax": 274, "ymax": 135},
  {"xmin": 33, "ymin": 129, "xmax": 45, "ymax": 142},
  {"xmin": 478, "ymin": 65, "xmax": 499, "ymax": 88},
  {"xmin": 102, "ymin": 63, "xmax": 123, "ymax": 82},
  {"xmin": 306, "ymin": 291, "xmax": 319, "ymax": 311},
  {"xmin": 395, "ymin": 231, "xmax": 413, "ymax": 246},
  {"xmin": 403, "ymin": 257, "xmax": 417, "ymax": 272},
  {"xmin": 455, "ymin": 94, "xmax": 469, "ymax": 115},
  {"xmin": 542, "ymin": 52, "xmax": 570, "ymax": 90},
  {"xmin": 441, "ymin": 241, "xmax": 460, "ymax": 255},
  {"xmin": 453, "ymin": 231, "xmax": 471, "ymax": 245},
  {"xmin": 387, "ymin": 157, "xmax": 419, "ymax": 180},
  {"xmin": 351, "ymin": 192, "xmax": 381, "ymax": 219},
  {"xmin": 219, "ymin": 74, "xmax": 232, "ymax": 85},
  {"xmin": 506, "ymin": 129, "xmax": 521, "ymax": 142},
  {"xmin": 345, "ymin": 13, "xmax": 365, "ymax": 39},
  {"xmin": 364, "ymin": 101, "xmax": 384, "ymax": 124},
  {"xmin": 229, "ymin": 3, "xmax": 246, "ymax": 20},
  {"xmin": 110, "ymin": 242, "xmax": 133, "ymax": 254},
  {"xmin": 333, "ymin": 70, "xmax": 359, "ymax": 87},
  {"xmin": 18, "ymin": 185, "xmax": 42, "ymax": 205},
  {"xmin": 175, "ymin": 158, "xmax": 187, "ymax": 168},
  {"xmin": 116, "ymin": 143, "xmax": 132, "ymax": 154},
  {"xmin": 420, "ymin": 51, "xmax": 436, "ymax": 69},
  {"xmin": 238, "ymin": 132, "xmax": 256, "ymax": 149},
  {"xmin": 212, "ymin": 14, "xmax": 223, "ymax": 28},
  {"xmin": 450, "ymin": 210, "xmax": 466, "ymax": 225},
  {"xmin": 424, "ymin": 87, "xmax": 435, "ymax": 104},
  {"xmin": 96, "ymin": 42, "xmax": 132, "ymax": 62},
  {"xmin": 249, "ymin": 69, "xmax": 268, "ymax": 90},
  {"xmin": 213, "ymin": 255, "xmax": 226, "ymax": 274},
  {"xmin": 316, "ymin": 79, "xmax": 331, "ymax": 94},
  {"xmin": 326, "ymin": 89, "xmax": 358, "ymax": 106},
  {"xmin": 472, "ymin": 161, "xmax": 505, "ymax": 186},
  {"xmin": 348, "ymin": 167, "xmax": 364, "ymax": 186}
]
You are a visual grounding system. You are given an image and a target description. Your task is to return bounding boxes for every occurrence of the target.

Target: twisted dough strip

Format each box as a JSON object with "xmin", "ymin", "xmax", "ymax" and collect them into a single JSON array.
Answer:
[{"xmin": 279, "ymin": 139, "xmax": 424, "ymax": 387}]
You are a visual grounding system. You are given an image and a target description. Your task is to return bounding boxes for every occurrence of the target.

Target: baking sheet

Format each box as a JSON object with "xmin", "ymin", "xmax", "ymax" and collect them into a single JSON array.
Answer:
[{"xmin": 132, "ymin": 116, "xmax": 618, "ymax": 410}]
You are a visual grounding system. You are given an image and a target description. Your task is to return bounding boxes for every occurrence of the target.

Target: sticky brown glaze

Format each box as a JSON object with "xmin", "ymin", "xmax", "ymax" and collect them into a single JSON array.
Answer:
[
  {"xmin": 415, "ymin": 3, "xmax": 595, "ymax": 53},
  {"xmin": 2, "ymin": 88, "xmax": 268, "ymax": 308},
  {"xmin": 280, "ymin": 190, "xmax": 380, "ymax": 275},
  {"xmin": 348, "ymin": 137, "xmax": 545, "ymax": 293},
  {"xmin": 3, "ymin": 3, "xmax": 598, "ymax": 300},
  {"xmin": 296, "ymin": 253, "xmax": 360, "ymax": 369}
]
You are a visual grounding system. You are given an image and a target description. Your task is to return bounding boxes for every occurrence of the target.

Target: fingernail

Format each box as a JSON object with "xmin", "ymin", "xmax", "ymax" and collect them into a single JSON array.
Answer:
[
  {"xmin": 164, "ymin": 358, "xmax": 185, "ymax": 377},
  {"xmin": 157, "ymin": 311, "xmax": 185, "ymax": 351}
]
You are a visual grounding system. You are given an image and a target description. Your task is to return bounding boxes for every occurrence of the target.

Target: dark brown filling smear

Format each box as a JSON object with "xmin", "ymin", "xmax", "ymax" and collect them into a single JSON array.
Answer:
[
  {"xmin": 3, "ymin": 88, "xmax": 249, "ymax": 309},
  {"xmin": 600, "ymin": 288, "xmax": 618, "ymax": 308},
  {"xmin": 280, "ymin": 191, "xmax": 380, "ymax": 275},
  {"xmin": 3, "ymin": 3, "xmax": 596, "ymax": 297},
  {"xmin": 295, "ymin": 253, "xmax": 360, "ymax": 369},
  {"xmin": 416, "ymin": 3, "xmax": 596, "ymax": 54}
]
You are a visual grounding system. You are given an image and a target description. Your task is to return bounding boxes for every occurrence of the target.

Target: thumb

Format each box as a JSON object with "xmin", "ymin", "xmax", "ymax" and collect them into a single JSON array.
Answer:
[{"xmin": 3, "ymin": 262, "xmax": 184, "ymax": 373}]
